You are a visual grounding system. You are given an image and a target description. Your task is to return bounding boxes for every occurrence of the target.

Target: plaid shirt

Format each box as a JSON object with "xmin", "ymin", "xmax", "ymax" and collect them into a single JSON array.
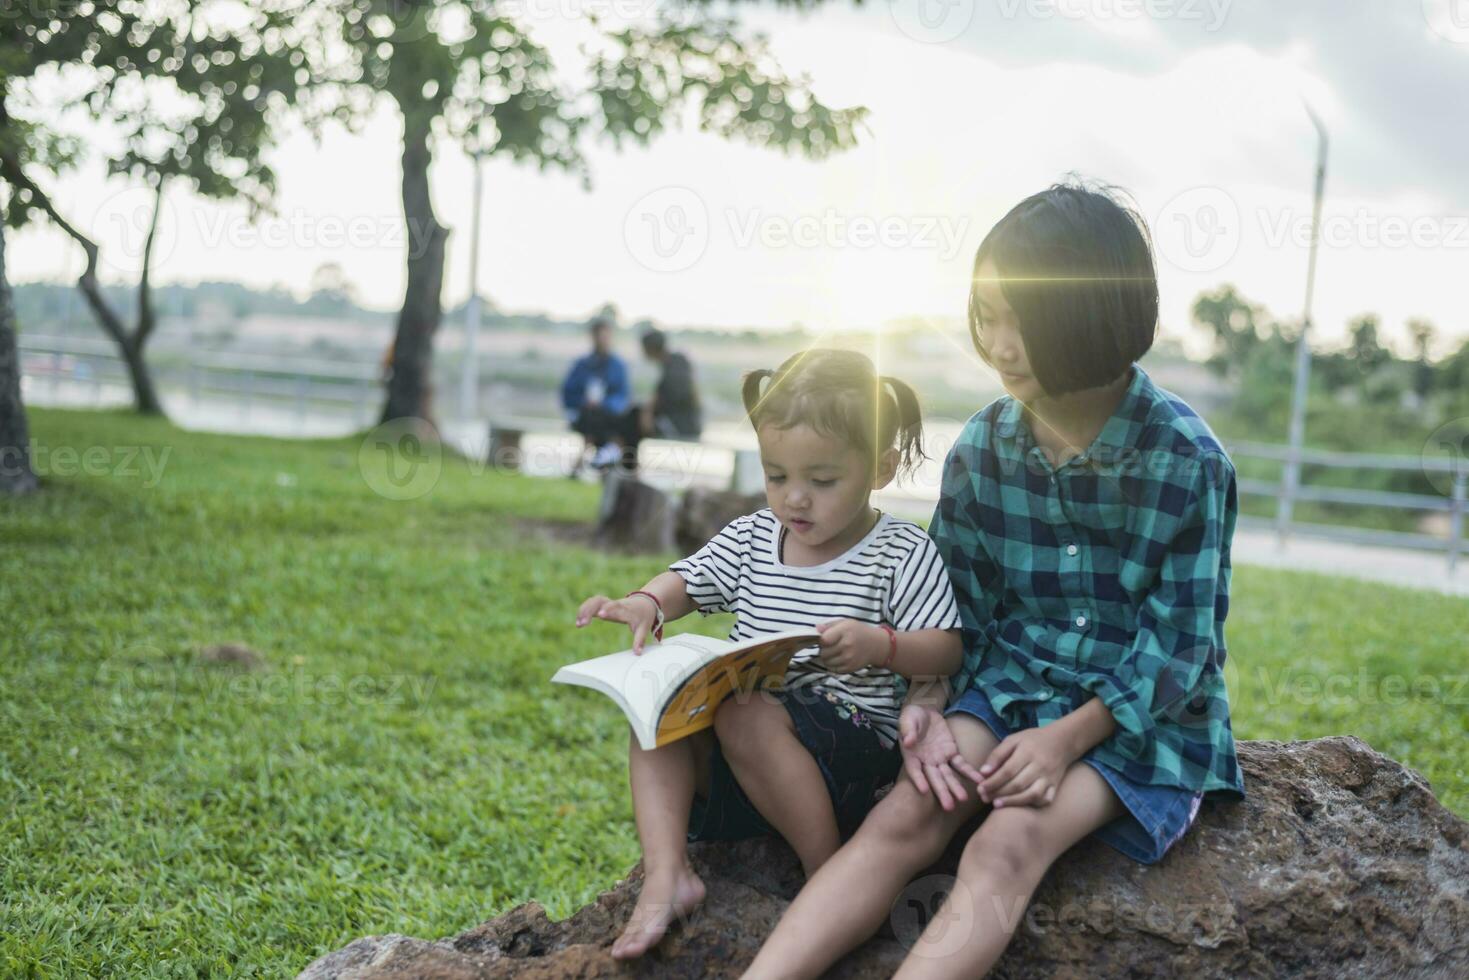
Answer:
[{"xmin": 929, "ymin": 364, "xmax": 1244, "ymax": 797}]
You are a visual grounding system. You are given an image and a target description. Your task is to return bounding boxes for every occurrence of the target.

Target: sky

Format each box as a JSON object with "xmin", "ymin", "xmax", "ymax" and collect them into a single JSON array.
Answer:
[{"xmin": 13, "ymin": 0, "xmax": 1469, "ymax": 357}]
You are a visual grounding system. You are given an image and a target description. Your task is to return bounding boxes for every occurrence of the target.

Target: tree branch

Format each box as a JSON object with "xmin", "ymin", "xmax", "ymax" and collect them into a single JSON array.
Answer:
[{"xmin": 0, "ymin": 149, "xmax": 131, "ymax": 349}]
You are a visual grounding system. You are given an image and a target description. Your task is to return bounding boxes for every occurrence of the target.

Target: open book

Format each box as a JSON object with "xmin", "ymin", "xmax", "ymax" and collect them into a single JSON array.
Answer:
[{"xmin": 552, "ymin": 629, "xmax": 821, "ymax": 750}]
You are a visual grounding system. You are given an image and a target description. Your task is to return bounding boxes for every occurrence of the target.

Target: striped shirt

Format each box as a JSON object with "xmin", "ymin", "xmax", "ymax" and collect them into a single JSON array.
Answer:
[{"xmin": 669, "ymin": 508, "xmax": 963, "ymax": 747}]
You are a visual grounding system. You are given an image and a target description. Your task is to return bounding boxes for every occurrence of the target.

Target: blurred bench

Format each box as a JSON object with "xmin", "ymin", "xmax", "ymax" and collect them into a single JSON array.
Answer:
[
  {"xmin": 485, "ymin": 413, "xmax": 555, "ymax": 470},
  {"xmin": 487, "ymin": 414, "xmax": 760, "ymax": 493},
  {"xmin": 483, "ymin": 415, "xmax": 763, "ymax": 552}
]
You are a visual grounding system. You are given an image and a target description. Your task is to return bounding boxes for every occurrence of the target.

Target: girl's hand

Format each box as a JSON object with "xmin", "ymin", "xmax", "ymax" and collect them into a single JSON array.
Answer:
[
  {"xmin": 898, "ymin": 703, "xmax": 988, "ymax": 811},
  {"xmin": 976, "ymin": 726, "xmax": 1072, "ymax": 809},
  {"xmin": 575, "ymin": 594, "xmax": 659, "ymax": 655},
  {"xmin": 814, "ymin": 619, "xmax": 884, "ymax": 673}
]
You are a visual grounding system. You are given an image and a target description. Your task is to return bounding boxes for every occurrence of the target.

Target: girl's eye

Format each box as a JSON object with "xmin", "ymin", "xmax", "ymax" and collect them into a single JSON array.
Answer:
[
  {"xmin": 766, "ymin": 474, "xmax": 786, "ymax": 484},
  {"xmin": 812, "ymin": 479, "xmax": 836, "ymax": 488}
]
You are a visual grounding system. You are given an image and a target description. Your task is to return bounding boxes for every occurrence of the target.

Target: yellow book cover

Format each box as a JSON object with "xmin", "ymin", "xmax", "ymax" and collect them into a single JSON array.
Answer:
[{"xmin": 551, "ymin": 629, "xmax": 820, "ymax": 749}]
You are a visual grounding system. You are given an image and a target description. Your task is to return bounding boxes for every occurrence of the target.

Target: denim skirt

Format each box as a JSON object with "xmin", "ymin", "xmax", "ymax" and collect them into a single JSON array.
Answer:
[{"xmin": 945, "ymin": 686, "xmax": 1203, "ymax": 864}]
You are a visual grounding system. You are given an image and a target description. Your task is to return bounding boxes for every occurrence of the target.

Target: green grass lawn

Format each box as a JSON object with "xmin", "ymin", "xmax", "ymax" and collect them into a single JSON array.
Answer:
[{"xmin": 3, "ymin": 408, "xmax": 1467, "ymax": 977}]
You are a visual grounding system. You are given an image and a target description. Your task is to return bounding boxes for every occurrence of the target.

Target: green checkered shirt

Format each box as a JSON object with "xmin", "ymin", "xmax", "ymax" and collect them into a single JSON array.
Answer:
[{"xmin": 930, "ymin": 364, "xmax": 1243, "ymax": 797}]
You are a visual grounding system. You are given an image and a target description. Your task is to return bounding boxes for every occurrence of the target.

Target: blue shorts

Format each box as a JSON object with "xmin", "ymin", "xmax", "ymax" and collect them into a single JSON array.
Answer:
[
  {"xmin": 945, "ymin": 687, "xmax": 1202, "ymax": 865},
  {"xmin": 688, "ymin": 688, "xmax": 900, "ymax": 844}
]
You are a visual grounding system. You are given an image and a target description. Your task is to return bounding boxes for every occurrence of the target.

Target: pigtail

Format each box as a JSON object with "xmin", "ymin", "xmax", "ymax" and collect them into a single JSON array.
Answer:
[
  {"xmin": 741, "ymin": 368, "xmax": 776, "ymax": 427},
  {"xmin": 742, "ymin": 352, "xmax": 928, "ymax": 482},
  {"xmin": 880, "ymin": 375, "xmax": 929, "ymax": 479}
]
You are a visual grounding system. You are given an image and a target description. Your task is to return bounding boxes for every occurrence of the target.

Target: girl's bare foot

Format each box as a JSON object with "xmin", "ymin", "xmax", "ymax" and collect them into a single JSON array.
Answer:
[{"xmin": 610, "ymin": 864, "xmax": 706, "ymax": 960}]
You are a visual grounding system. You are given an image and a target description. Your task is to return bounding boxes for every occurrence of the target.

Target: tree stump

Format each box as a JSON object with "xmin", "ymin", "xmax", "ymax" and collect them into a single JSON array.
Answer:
[
  {"xmin": 487, "ymin": 426, "xmax": 523, "ymax": 471},
  {"xmin": 676, "ymin": 486, "xmax": 766, "ymax": 556},
  {"xmin": 593, "ymin": 468, "xmax": 674, "ymax": 553}
]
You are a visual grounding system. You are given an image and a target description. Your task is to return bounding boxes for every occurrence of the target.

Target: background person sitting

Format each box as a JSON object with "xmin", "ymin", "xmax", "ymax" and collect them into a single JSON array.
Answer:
[
  {"xmin": 559, "ymin": 317, "xmax": 630, "ymax": 476},
  {"xmin": 616, "ymin": 328, "xmax": 703, "ymax": 472}
]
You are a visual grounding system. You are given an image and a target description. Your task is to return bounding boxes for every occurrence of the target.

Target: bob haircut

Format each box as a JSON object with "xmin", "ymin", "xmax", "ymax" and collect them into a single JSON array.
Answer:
[{"xmin": 968, "ymin": 180, "xmax": 1158, "ymax": 397}]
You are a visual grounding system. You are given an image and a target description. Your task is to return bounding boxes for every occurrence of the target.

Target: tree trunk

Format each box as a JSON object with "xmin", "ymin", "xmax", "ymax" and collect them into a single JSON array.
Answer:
[
  {"xmin": 69, "ymin": 261, "xmax": 163, "ymax": 415},
  {"xmin": 0, "ymin": 221, "xmax": 39, "ymax": 495},
  {"xmin": 0, "ymin": 146, "xmax": 164, "ymax": 415},
  {"xmin": 126, "ymin": 179, "xmax": 166, "ymax": 415},
  {"xmin": 380, "ymin": 108, "xmax": 450, "ymax": 426},
  {"xmin": 119, "ymin": 335, "xmax": 162, "ymax": 415}
]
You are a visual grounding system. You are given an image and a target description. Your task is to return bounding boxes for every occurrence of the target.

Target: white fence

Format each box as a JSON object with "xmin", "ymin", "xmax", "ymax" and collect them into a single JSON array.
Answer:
[
  {"xmin": 1233, "ymin": 441, "xmax": 1467, "ymax": 571},
  {"xmin": 17, "ymin": 332, "xmax": 1468, "ymax": 570}
]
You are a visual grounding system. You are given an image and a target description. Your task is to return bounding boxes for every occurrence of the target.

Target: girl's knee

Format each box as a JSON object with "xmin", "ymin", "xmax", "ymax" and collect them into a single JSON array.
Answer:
[
  {"xmin": 712, "ymin": 693, "xmax": 789, "ymax": 757},
  {"xmin": 959, "ymin": 811, "xmax": 1050, "ymax": 883},
  {"xmin": 945, "ymin": 713, "xmax": 1001, "ymax": 770},
  {"xmin": 860, "ymin": 779, "xmax": 952, "ymax": 856}
]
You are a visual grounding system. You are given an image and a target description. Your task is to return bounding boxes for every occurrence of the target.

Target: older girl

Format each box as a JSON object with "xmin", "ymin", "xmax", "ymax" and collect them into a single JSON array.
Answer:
[{"xmin": 743, "ymin": 182, "xmax": 1244, "ymax": 979}]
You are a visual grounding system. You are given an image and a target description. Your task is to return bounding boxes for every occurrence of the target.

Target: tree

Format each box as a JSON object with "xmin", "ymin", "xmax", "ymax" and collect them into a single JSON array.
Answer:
[
  {"xmin": 1, "ymin": 1, "xmax": 312, "ymax": 414},
  {"xmin": 1436, "ymin": 335, "xmax": 1469, "ymax": 418},
  {"xmin": 309, "ymin": 261, "xmax": 359, "ymax": 315},
  {"xmin": 306, "ymin": 1, "xmax": 869, "ymax": 425},
  {"xmin": 1346, "ymin": 314, "xmax": 1389, "ymax": 378},
  {"xmin": 1191, "ymin": 284, "xmax": 1273, "ymax": 378},
  {"xmin": 1407, "ymin": 317, "xmax": 1436, "ymax": 401},
  {"xmin": 0, "ymin": 220, "xmax": 37, "ymax": 495}
]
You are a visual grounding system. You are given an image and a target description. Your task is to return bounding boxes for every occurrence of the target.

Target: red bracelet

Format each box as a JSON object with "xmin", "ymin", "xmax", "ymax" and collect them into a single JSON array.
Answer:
[
  {"xmin": 625, "ymin": 590, "xmax": 665, "ymax": 641},
  {"xmin": 877, "ymin": 624, "xmax": 897, "ymax": 671}
]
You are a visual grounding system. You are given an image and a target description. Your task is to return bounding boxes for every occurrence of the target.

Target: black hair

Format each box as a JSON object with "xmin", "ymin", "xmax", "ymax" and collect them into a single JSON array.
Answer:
[
  {"xmin": 741, "ymin": 348, "xmax": 928, "ymax": 481},
  {"xmin": 640, "ymin": 328, "xmax": 667, "ymax": 355},
  {"xmin": 968, "ymin": 179, "xmax": 1158, "ymax": 396}
]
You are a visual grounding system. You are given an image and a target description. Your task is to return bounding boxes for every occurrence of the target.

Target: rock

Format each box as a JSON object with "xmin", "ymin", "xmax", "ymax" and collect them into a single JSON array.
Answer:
[
  {"xmin": 296, "ymin": 737, "xmax": 1469, "ymax": 979},
  {"xmin": 674, "ymin": 487, "xmax": 765, "ymax": 557},
  {"xmin": 197, "ymin": 642, "xmax": 266, "ymax": 671}
]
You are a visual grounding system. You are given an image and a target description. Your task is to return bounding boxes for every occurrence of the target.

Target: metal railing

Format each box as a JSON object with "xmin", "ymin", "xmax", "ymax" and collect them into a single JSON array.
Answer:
[
  {"xmin": 1231, "ymin": 440, "xmax": 1466, "ymax": 572},
  {"xmin": 21, "ymin": 332, "xmax": 389, "ymax": 434},
  {"xmin": 17, "ymin": 332, "xmax": 1468, "ymax": 570}
]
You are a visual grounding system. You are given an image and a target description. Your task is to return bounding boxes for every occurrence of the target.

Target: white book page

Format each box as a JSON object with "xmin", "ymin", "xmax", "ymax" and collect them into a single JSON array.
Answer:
[{"xmin": 551, "ymin": 635, "xmax": 731, "ymax": 744}]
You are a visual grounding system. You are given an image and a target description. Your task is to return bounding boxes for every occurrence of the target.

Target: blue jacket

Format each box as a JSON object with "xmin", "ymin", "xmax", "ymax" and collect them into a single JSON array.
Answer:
[{"xmin": 560, "ymin": 352, "xmax": 630, "ymax": 416}]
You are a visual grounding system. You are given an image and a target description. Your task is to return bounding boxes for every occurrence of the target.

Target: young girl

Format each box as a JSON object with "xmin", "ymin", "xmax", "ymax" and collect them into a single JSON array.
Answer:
[
  {"xmin": 741, "ymin": 182, "xmax": 1245, "ymax": 979},
  {"xmin": 573, "ymin": 349, "xmax": 965, "ymax": 960}
]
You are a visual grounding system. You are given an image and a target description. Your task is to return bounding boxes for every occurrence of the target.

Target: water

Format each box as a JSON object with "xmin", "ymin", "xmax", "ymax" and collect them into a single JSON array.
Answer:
[{"xmin": 22, "ymin": 374, "xmax": 949, "ymax": 521}]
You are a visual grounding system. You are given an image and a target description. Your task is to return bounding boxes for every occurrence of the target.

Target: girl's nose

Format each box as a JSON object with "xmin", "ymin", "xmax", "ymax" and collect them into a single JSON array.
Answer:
[{"xmin": 989, "ymin": 329, "xmax": 1021, "ymax": 364}]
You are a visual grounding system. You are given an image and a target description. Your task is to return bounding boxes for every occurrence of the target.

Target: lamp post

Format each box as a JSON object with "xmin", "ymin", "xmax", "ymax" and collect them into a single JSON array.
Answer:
[{"xmin": 1276, "ymin": 104, "xmax": 1328, "ymax": 547}]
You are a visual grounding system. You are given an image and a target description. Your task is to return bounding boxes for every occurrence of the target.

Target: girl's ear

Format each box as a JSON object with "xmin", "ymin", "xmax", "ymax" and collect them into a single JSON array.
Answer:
[{"xmin": 872, "ymin": 447, "xmax": 900, "ymax": 491}]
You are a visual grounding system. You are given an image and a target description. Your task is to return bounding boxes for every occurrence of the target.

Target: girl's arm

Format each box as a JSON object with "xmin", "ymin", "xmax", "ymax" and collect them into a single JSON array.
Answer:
[
  {"xmin": 1073, "ymin": 458, "xmax": 1235, "ymax": 759},
  {"xmin": 574, "ymin": 571, "xmax": 697, "ymax": 654},
  {"xmin": 888, "ymin": 626, "xmax": 962, "ymax": 684},
  {"xmin": 813, "ymin": 623, "xmax": 961, "ymax": 680},
  {"xmin": 629, "ymin": 570, "xmax": 699, "ymax": 622},
  {"xmin": 1035, "ymin": 696, "xmax": 1117, "ymax": 760}
]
